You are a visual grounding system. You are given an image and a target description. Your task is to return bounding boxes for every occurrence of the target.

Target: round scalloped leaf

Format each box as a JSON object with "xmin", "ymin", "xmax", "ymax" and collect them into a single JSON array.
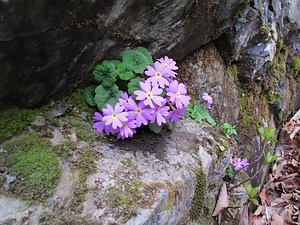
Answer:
[
  {"xmin": 121, "ymin": 50, "xmax": 149, "ymax": 74},
  {"xmin": 136, "ymin": 47, "xmax": 153, "ymax": 66},
  {"xmin": 83, "ymin": 85, "xmax": 96, "ymax": 106},
  {"xmin": 148, "ymin": 121, "xmax": 163, "ymax": 134},
  {"xmin": 92, "ymin": 60, "xmax": 117, "ymax": 87},
  {"xmin": 127, "ymin": 76, "xmax": 144, "ymax": 98},
  {"xmin": 94, "ymin": 84, "xmax": 122, "ymax": 110},
  {"xmin": 117, "ymin": 62, "xmax": 135, "ymax": 81}
]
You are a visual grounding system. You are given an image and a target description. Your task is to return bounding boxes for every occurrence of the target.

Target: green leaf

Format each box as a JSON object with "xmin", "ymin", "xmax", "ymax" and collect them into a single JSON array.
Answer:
[
  {"xmin": 94, "ymin": 84, "xmax": 122, "ymax": 110},
  {"xmin": 245, "ymin": 182, "xmax": 259, "ymax": 199},
  {"xmin": 191, "ymin": 110, "xmax": 204, "ymax": 122},
  {"xmin": 250, "ymin": 186, "xmax": 259, "ymax": 199},
  {"xmin": 117, "ymin": 62, "xmax": 135, "ymax": 80},
  {"xmin": 83, "ymin": 85, "xmax": 96, "ymax": 107},
  {"xmin": 258, "ymin": 127, "xmax": 275, "ymax": 142},
  {"xmin": 128, "ymin": 77, "xmax": 144, "ymax": 98},
  {"xmin": 265, "ymin": 151, "xmax": 278, "ymax": 164},
  {"xmin": 148, "ymin": 121, "xmax": 163, "ymax": 134},
  {"xmin": 250, "ymin": 198, "xmax": 259, "ymax": 206},
  {"xmin": 185, "ymin": 104, "xmax": 194, "ymax": 115},
  {"xmin": 265, "ymin": 127, "xmax": 275, "ymax": 140},
  {"xmin": 93, "ymin": 60, "xmax": 118, "ymax": 87},
  {"xmin": 196, "ymin": 104, "xmax": 216, "ymax": 126},
  {"xmin": 122, "ymin": 50, "xmax": 149, "ymax": 74},
  {"xmin": 135, "ymin": 47, "xmax": 153, "ymax": 66},
  {"xmin": 225, "ymin": 164, "xmax": 235, "ymax": 179}
]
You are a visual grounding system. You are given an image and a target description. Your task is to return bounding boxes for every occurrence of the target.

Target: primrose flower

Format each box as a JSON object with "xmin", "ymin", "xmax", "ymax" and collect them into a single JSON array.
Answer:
[
  {"xmin": 167, "ymin": 107, "xmax": 186, "ymax": 123},
  {"xmin": 157, "ymin": 56, "xmax": 178, "ymax": 77},
  {"xmin": 232, "ymin": 157, "xmax": 250, "ymax": 172},
  {"xmin": 150, "ymin": 103, "xmax": 170, "ymax": 126},
  {"xmin": 118, "ymin": 92, "xmax": 135, "ymax": 111},
  {"xmin": 166, "ymin": 80, "xmax": 190, "ymax": 108},
  {"xmin": 102, "ymin": 103, "xmax": 128, "ymax": 129},
  {"xmin": 127, "ymin": 100, "xmax": 154, "ymax": 127},
  {"xmin": 117, "ymin": 119, "xmax": 137, "ymax": 140},
  {"xmin": 134, "ymin": 81, "xmax": 165, "ymax": 108},
  {"xmin": 202, "ymin": 93, "xmax": 213, "ymax": 109},
  {"xmin": 145, "ymin": 61, "xmax": 170, "ymax": 88},
  {"xmin": 92, "ymin": 112, "xmax": 115, "ymax": 135}
]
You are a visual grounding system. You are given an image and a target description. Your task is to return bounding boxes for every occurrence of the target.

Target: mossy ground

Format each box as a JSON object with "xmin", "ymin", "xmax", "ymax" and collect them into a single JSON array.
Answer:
[
  {"xmin": 0, "ymin": 106, "xmax": 47, "ymax": 144},
  {"xmin": 0, "ymin": 89, "xmax": 97, "ymax": 204},
  {"xmin": 1, "ymin": 133, "xmax": 61, "ymax": 202}
]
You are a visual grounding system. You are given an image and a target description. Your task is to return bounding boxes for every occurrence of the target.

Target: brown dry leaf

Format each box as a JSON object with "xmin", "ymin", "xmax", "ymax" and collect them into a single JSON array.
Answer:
[
  {"xmin": 252, "ymin": 215, "xmax": 267, "ymax": 225},
  {"xmin": 271, "ymin": 213, "xmax": 284, "ymax": 225},
  {"xmin": 212, "ymin": 182, "xmax": 228, "ymax": 216},
  {"xmin": 236, "ymin": 204, "xmax": 250, "ymax": 225},
  {"xmin": 289, "ymin": 125, "xmax": 300, "ymax": 139},
  {"xmin": 253, "ymin": 205, "xmax": 265, "ymax": 216},
  {"xmin": 280, "ymin": 205, "xmax": 293, "ymax": 223},
  {"xmin": 273, "ymin": 160, "xmax": 286, "ymax": 179},
  {"xmin": 259, "ymin": 188, "xmax": 270, "ymax": 205}
]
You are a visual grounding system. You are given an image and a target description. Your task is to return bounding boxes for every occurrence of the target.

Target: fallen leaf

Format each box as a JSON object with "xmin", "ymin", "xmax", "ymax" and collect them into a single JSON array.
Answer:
[
  {"xmin": 271, "ymin": 213, "xmax": 284, "ymax": 225},
  {"xmin": 212, "ymin": 182, "xmax": 229, "ymax": 216},
  {"xmin": 259, "ymin": 188, "xmax": 270, "ymax": 205}
]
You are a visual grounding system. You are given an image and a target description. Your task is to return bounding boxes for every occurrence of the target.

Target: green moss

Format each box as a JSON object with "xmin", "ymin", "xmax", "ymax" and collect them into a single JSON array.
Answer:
[
  {"xmin": 51, "ymin": 140, "xmax": 77, "ymax": 157},
  {"xmin": 190, "ymin": 168, "xmax": 207, "ymax": 221},
  {"xmin": 0, "ymin": 107, "xmax": 36, "ymax": 143},
  {"xmin": 292, "ymin": 56, "xmax": 300, "ymax": 77},
  {"xmin": 3, "ymin": 133, "xmax": 61, "ymax": 201},
  {"xmin": 107, "ymin": 179, "xmax": 143, "ymax": 222},
  {"xmin": 230, "ymin": 65, "xmax": 238, "ymax": 76},
  {"xmin": 65, "ymin": 89, "xmax": 94, "ymax": 112}
]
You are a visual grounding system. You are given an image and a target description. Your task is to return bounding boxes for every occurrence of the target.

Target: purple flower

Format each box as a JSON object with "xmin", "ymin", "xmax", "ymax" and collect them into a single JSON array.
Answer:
[
  {"xmin": 92, "ymin": 112, "xmax": 115, "ymax": 135},
  {"xmin": 157, "ymin": 56, "xmax": 178, "ymax": 77},
  {"xmin": 166, "ymin": 80, "xmax": 190, "ymax": 108},
  {"xmin": 117, "ymin": 119, "xmax": 137, "ymax": 139},
  {"xmin": 145, "ymin": 62, "xmax": 170, "ymax": 88},
  {"xmin": 127, "ymin": 100, "xmax": 154, "ymax": 127},
  {"xmin": 232, "ymin": 158, "xmax": 250, "ymax": 172},
  {"xmin": 134, "ymin": 81, "xmax": 165, "ymax": 108},
  {"xmin": 150, "ymin": 104, "xmax": 170, "ymax": 126},
  {"xmin": 118, "ymin": 92, "xmax": 136, "ymax": 111},
  {"xmin": 102, "ymin": 103, "xmax": 128, "ymax": 129},
  {"xmin": 167, "ymin": 108, "xmax": 186, "ymax": 123},
  {"xmin": 202, "ymin": 93, "xmax": 213, "ymax": 109}
]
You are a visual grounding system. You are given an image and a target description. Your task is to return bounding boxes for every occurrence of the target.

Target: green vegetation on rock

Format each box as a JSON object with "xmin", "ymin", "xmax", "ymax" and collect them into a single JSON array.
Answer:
[
  {"xmin": 292, "ymin": 56, "xmax": 300, "ymax": 77},
  {"xmin": 189, "ymin": 168, "xmax": 207, "ymax": 221},
  {"xmin": 0, "ymin": 107, "xmax": 37, "ymax": 143},
  {"xmin": 2, "ymin": 133, "xmax": 61, "ymax": 201}
]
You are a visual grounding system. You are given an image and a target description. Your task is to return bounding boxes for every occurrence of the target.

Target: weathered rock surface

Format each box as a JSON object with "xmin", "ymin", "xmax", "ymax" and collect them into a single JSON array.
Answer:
[
  {"xmin": 0, "ymin": 0, "xmax": 247, "ymax": 108},
  {"xmin": 0, "ymin": 0, "xmax": 300, "ymax": 224},
  {"xmin": 0, "ymin": 114, "xmax": 234, "ymax": 225}
]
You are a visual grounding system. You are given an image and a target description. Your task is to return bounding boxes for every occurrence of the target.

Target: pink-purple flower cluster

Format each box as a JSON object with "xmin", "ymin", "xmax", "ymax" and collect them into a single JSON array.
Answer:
[
  {"xmin": 92, "ymin": 56, "xmax": 190, "ymax": 139},
  {"xmin": 231, "ymin": 156, "xmax": 250, "ymax": 172}
]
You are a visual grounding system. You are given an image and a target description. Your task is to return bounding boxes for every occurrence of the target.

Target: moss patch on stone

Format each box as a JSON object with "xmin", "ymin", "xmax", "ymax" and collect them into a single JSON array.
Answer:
[
  {"xmin": 292, "ymin": 56, "xmax": 300, "ymax": 77},
  {"xmin": 189, "ymin": 168, "xmax": 207, "ymax": 221},
  {"xmin": 2, "ymin": 133, "xmax": 61, "ymax": 202},
  {"xmin": 107, "ymin": 179, "xmax": 143, "ymax": 222},
  {"xmin": 0, "ymin": 107, "xmax": 39, "ymax": 143}
]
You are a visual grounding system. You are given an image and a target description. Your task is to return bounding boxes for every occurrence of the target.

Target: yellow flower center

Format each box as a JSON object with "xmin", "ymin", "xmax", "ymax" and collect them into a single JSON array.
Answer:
[
  {"xmin": 112, "ymin": 113, "xmax": 118, "ymax": 119},
  {"xmin": 147, "ymin": 92, "xmax": 153, "ymax": 98},
  {"xmin": 136, "ymin": 109, "xmax": 142, "ymax": 114},
  {"xmin": 164, "ymin": 64, "xmax": 168, "ymax": 68},
  {"xmin": 176, "ymin": 92, "xmax": 180, "ymax": 98},
  {"xmin": 155, "ymin": 72, "xmax": 162, "ymax": 78}
]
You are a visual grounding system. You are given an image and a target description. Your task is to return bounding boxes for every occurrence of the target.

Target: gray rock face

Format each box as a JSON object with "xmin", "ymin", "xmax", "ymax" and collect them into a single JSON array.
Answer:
[
  {"xmin": 0, "ymin": 0, "xmax": 247, "ymax": 108},
  {"xmin": 0, "ymin": 117, "xmax": 234, "ymax": 225}
]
